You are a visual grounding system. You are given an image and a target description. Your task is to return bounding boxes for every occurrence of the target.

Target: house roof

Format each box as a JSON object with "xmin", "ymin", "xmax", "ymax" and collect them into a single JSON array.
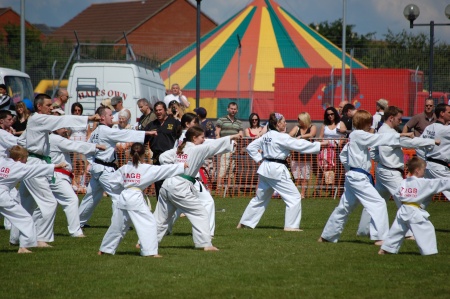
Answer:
[
  {"xmin": 32, "ymin": 24, "xmax": 58, "ymax": 36},
  {"xmin": 50, "ymin": 0, "xmax": 216, "ymax": 43}
]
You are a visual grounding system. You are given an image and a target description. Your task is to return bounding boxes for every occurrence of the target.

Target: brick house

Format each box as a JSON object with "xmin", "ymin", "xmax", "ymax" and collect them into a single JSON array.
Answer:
[{"xmin": 50, "ymin": 0, "xmax": 217, "ymax": 61}]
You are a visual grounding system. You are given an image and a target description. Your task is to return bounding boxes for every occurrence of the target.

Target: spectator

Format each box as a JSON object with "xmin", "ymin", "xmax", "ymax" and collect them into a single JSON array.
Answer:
[
  {"xmin": 168, "ymin": 100, "xmax": 184, "ymax": 121},
  {"xmin": 144, "ymin": 101, "xmax": 181, "ymax": 200},
  {"xmin": 116, "ymin": 109, "xmax": 132, "ymax": 130},
  {"xmin": 164, "ymin": 83, "xmax": 190, "ymax": 109},
  {"xmin": 288, "ymin": 112, "xmax": 317, "ymax": 197},
  {"xmin": 0, "ymin": 110, "xmax": 16, "ymax": 135},
  {"xmin": 111, "ymin": 96, "xmax": 130, "ymax": 125},
  {"xmin": 52, "ymin": 89, "xmax": 70, "ymax": 109},
  {"xmin": 12, "ymin": 101, "xmax": 30, "ymax": 136},
  {"xmin": 215, "ymin": 102, "xmax": 244, "ymax": 190},
  {"xmin": 318, "ymin": 107, "xmax": 344, "ymax": 187},
  {"xmin": 372, "ymin": 98, "xmax": 388, "ymax": 132},
  {"xmin": 68, "ymin": 102, "xmax": 91, "ymax": 193},
  {"xmin": 402, "ymin": 98, "xmax": 436, "ymax": 137},
  {"xmin": 195, "ymin": 107, "xmax": 215, "ymax": 139},
  {"xmin": 339, "ymin": 103, "xmax": 356, "ymax": 137},
  {"xmin": 0, "ymin": 84, "xmax": 12, "ymax": 111},
  {"xmin": 136, "ymin": 98, "xmax": 156, "ymax": 130},
  {"xmin": 337, "ymin": 100, "xmax": 348, "ymax": 117},
  {"xmin": 51, "ymin": 108, "xmax": 65, "ymax": 116},
  {"xmin": 245, "ymin": 113, "xmax": 264, "ymax": 138}
]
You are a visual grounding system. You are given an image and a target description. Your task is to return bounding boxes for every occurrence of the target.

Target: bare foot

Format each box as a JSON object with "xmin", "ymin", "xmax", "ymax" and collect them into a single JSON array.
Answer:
[
  {"xmin": 406, "ymin": 235, "xmax": 415, "ymax": 241},
  {"xmin": 180, "ymin": 213, "xmax": 186, "ymax": 218},
  {"xmin": 374, "ymin": 240, "xmax": 384, "ymax": 246},
  {"xmin": 236, "ymin": 223, "xmax": 249, "ymax": 229},
  {"xmin": 317, "ymin": 237, "xmax": 329, "ymax": 243},
  {"xmin": 136, "ymin": 242, "xmax": 141, "ymax": 249},
  {"xmin": 74, "ymin": 234, "xmax": 86, "ymax": 238},
  {"xmin": 18, "ymin": 247, "xmax": 32, "ymax": 254},
  {"xmin": 204, "ymin": 246, "xmax": 219, "ymax": 251},
  {"xmin": 147, "ymin": 254, "xmax": 162, "ymax": 258},
  {"xmin": 37, "ymin": 241, "xmax": 52, "ymax": 248},
  {"xmin": 378, "ymin": 249, "xmax": 391, "ymax": 255},
  {"xmin": 284, "ymin": 228, "xmax": 303, "ymax": 232}
]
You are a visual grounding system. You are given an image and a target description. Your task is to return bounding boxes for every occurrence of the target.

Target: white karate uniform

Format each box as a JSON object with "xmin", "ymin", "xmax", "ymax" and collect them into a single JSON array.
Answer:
[
  {"xmin": 357, "ymin": 124, "xmax": 436, "ymax": 238},
  {"xmin": 49, "ymin": 134, "xmax": 96, "ymax": 236},
  {"xmin": 238, "ymin": 130, "xmax": 321, "ymax": 229},
  {"xmin": 167, "ymin": 131, "xmax": 219, "ymax": 236},
  {"xmin": 321, "ymin": 130, "xmax": 401, "ymax": 242},
  {"xmin": 78, "ymin": 125, "xmax": 146, "ymax": 226},
  {"xmin": 381, "ymin": 176, "xmax": 450, "ymax": 255},
  {"xmin": 0, "ymin": 130, "xmax": 17, "ymax": 230},
  {"xmin": 99, "ymin": 162, "xmax": 184, "ymax": 256},
  {"xmin": 417, "ymin": 122, "xmax": 450, "ymax": 202},
  {"xmin": 17, "ymin": 114, "xmax": 89, "ymax": 242},
  {"xmin": 154, "ymin": 137, "xmax": 233, "ymax": 248},
  {"xmin": 0, "ymin": 158, "xmax": 54, "ymax": 247}
]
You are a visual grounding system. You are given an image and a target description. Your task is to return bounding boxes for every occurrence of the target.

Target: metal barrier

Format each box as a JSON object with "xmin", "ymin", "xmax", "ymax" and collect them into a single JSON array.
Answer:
[{"xmin": 70, "ymin": 138, "xmax": 447, "ymax": 201}]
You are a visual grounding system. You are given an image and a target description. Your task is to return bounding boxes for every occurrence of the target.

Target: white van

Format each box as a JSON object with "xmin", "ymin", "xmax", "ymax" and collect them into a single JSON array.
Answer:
[
  {"xmin": 66, "ymin": 62, "xmax": 166, "ymax": 123},
  {"xmin": 0, "ymin": 67, "xmax": 34, "ymax": 107}
]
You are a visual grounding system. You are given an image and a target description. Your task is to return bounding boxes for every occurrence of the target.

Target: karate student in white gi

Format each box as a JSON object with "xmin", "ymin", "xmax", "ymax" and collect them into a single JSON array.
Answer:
[
  {"xmin": 237, "ymin": 112, "xmax": 327, "ymax": 231},
  {"xmin": 1, "ymin": 146, "xmax": 66, "ymax": 253},
  {"xmin": 17, "ymin": 93, "xmax": 99, "ymax": 247},
  {"xmin": 154, "ymin": 126, "xmax": 241, "ymax": 251},
  {"xmin": 98, "ymin": 143, "xmax": 187, "ymax": 257},
  {"xmin": 49, "ymin": 127, "xmax": 106, "ymax": 237},
  {"xmin": 78, "ymin": 106, "xmax": 157, "ymax": 227},
  {"xmin": 416, "ymin": 103, "xmax": 450, "ymax": 202},
  {"xmin": 357, "ymin": 106, "xmax": 438, "ymax": 239},
  {"xmin": 379, "ymin": 157, "xmax": 449, "ymax": 256},
  {"xmin": 319, "ymin": 110, "xmax": 413, "ymax": 245},
  {"xmin": 0, "ymin": 127, "xmax": 18, "ymax": 230},
  {"xmin": 166, "ymin": 113, "xmax": 220, "ymax": 237}
]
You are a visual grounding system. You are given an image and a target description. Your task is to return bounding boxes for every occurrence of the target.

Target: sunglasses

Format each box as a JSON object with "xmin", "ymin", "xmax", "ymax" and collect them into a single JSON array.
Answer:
[
  {"xmin": 327, "ymin": 113, "xmax": 335, "ymax": 116},
  {"xmin": 251, "ymin": 118, "xmax": 259, "ymax": 121},
  {"xmin": 425, "ymin": 105, "xmax": 434, "ymax": 107}
]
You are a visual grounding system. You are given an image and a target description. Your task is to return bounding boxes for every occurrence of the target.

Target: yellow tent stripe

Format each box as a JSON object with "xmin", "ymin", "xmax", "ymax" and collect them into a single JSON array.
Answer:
[
  {"xmin": 163, "ymin": 6, "xmax": 254, "ymax": 88},
  {"xmin": 279, "ymin": 8, "xmax": 347, "ymax": 68},
  {"xmin": 254, "ymin": 7, "xmax": 283, "ymax": 92}
]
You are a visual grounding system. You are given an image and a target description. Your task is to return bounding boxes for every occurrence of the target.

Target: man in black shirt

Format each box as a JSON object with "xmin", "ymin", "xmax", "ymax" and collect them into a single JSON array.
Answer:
[{"xmin": 144, "ymin": 101, "xmax": 180, "ymax": 199}]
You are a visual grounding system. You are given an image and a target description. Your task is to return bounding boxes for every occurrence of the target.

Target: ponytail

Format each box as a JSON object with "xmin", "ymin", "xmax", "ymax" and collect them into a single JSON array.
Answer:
[
  {"xmin": 129, "ymin": 143, "xmax": 145, "ymax": 168},
  {"xmin": 176, "ymin": 126, "xmax": 204, "ymax": 155}
]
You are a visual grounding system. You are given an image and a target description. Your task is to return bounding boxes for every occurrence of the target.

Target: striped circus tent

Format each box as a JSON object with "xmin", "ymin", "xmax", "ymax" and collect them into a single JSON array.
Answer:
[{"xmin": 161, "ymin": 0, "xmax": 366, "ymax": 119}]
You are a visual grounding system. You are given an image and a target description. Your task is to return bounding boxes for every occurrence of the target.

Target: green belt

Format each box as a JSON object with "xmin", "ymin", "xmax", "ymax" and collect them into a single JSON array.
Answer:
[
  {"xmin": 179, "ymin": 174, "xmax": 196, "ymax": 184},
  {"xmin": 28, "ymin": 152, "xmax": 52, "ymax": 164},
  {"xmin": 28, "ymin": 152, "xmax": 54, "ymax": 183}
]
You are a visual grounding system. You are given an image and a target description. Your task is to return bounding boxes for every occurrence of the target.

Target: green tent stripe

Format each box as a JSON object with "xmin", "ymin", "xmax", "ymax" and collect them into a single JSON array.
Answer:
[
  {"xmin": 264, "ymin": 0, "xmax": 308, "ymax": 67},
  {"xmin": 281, "ymin": 8, "xmax": 365, "ymax": 69},
  {"xmin": 161, "ymin": 9, "xmax": 246, "ymax": 70},
  {"xmin": 184, "ymin": 8, "xmax": 257, "ymax": 90}
]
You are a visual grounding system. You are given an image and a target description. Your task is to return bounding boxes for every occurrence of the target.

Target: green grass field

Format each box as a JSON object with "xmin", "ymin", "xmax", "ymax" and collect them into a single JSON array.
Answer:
[{"xmin": 1, "ymin": 197, "xmax": 449, "ymax": 299}]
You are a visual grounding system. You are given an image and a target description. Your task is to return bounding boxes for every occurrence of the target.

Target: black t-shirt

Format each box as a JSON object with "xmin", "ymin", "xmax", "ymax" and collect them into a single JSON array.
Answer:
[{"xmin": 144, "ymin": 116, "xmax": 180, "ymax": 154}]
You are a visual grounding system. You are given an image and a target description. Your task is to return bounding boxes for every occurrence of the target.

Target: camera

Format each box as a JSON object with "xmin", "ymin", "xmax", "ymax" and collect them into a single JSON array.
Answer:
[{"xmin": 171, "ymin": 107, "xmax": 177, "ymax": 115}]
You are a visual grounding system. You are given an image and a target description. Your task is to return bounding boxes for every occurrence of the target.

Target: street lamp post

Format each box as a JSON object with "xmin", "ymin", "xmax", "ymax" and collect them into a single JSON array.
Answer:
[
  {"xmin": 403, "ymin": 4, "xmax": 450, "ymax": 99},
  {"xmin": 195, "ymin": 0, "xmax": 202, "ymax": 109}
]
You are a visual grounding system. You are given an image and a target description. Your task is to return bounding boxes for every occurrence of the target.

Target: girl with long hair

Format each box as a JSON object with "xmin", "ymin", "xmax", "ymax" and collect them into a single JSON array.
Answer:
[
  {"xmin": 237, "ymin": 112, "xmax": 328, "ymax": 231},
  {"xmin": 98, "ymin": 142, "xmax": 187, "ymax": 257},
  {"xmin": 154, "ymin": 126, "xmax": 241, "ymax": 251},
  {"xmin": 12, "ymin": 101, "xmax": 30, "ymax": 136}
]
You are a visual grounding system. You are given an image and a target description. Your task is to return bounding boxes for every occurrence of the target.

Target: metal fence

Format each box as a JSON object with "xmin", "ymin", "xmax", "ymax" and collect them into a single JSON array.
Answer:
[{"xmin": 70, "ymin": 137, "xmax": 447, "ymax": 201}]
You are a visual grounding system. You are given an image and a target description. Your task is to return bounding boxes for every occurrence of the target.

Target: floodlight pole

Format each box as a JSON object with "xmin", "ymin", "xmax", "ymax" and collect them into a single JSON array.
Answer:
[
  {"xmin": 341, "ymin": 0, "xmax": 347, "ymax": 103},
  {"xmin": 237, "ymin": 34, "xmax": 242, "ymax": 101}
]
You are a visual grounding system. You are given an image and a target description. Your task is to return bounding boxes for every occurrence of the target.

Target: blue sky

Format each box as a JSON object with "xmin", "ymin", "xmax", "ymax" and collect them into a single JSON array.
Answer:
[{"xmin": 2, "ymin": 0, "xmax": 450, "ymax": 43}]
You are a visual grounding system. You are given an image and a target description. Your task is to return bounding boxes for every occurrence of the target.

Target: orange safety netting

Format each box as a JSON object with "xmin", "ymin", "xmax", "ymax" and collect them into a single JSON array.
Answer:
[{"xmin": 70, "ymin": 139, "xmax": 447, "ymax": 201}]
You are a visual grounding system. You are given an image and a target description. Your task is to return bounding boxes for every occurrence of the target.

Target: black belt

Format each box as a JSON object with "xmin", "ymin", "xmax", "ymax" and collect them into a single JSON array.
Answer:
[
  {"xmin": 94, "ymin": 158, "xmax": 118, "ymax": 170},
  {"xmin": 379, "ymin": 164, "xmax": 405, "ymax": 177},
  {"xmin": 265, "ymin": 158, "xmax": 288, "ymax": 165},
  {"xmin": 426, "ymin": 157, "xmax": 449, "ymax": 168},
  {"xmin": 265, "ymin": 158, "xmax": 294, "ymax": 181}
]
